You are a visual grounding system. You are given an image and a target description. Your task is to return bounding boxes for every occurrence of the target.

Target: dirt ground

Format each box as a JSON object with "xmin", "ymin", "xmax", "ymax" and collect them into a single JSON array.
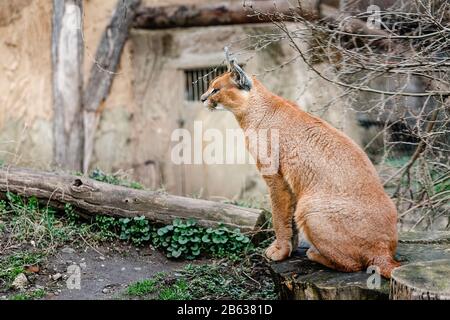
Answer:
[{"xmin": 6, "ymin": 243, "xmax": 190, "ymax": 300}]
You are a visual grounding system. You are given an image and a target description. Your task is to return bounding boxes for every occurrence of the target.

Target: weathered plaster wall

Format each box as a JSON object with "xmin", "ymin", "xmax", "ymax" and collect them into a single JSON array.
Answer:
[
  {"xmin": 0, "ymin": 0, "xmax": 136, "ymax": 171},
  {"xmin": 0, "ymin": 0, "xmax": 53, "ymax": 168},
  {"xmin": 82, "ymin": 0, "xmax": 136, "ymax": 173}
]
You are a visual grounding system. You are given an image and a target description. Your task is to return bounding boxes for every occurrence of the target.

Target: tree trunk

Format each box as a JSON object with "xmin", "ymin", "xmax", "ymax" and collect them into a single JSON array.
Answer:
[
  {"xmin": 134, "ymin": 1, "xmax": 319, "ymax": 29},
  {"xmin": 83, "ymin": 0, "xmax": 141, "ymax": 174},
  {"xmin": 390, "ymin": 260, "xmax": 450, "ymax": 300},
  {"xmin": 51, "ymin": 0, "xmax": 84, "ymax": 171},
  {"xmin": 0, "ymin": 166, "xmax": 267, "ymax": 233},
  {"xmin": 270, "ymin": 232, "xmax": 450, "ymax": 300}
]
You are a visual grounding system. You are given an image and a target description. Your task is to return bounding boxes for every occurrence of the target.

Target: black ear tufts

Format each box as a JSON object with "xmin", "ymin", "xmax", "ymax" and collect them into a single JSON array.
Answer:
[
  {"xmin": 239, "ymin": 77, "xmax": 252, "ymax": 91},
  {"xmin": 231, "ymin": 61, "xmax": 252, "ymax": 91},
  {"xmin": 225, "ymin": 47, "xmax": 252, "ymax": 91},
  {"xmin": 224, "ymin": 46, "xmax": 232, "ymax": 66}
]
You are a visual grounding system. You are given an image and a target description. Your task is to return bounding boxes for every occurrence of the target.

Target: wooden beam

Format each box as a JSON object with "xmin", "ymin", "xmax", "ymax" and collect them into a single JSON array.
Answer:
[
  {"xmin": 0, "ymin": 166, "xmax": 267, "ymax": 233},
  {"xmin": 51, "ymin": 0, "xmax": 84, "ymax": 171},
  {"xmin": 134, "ymin": 1, "xmax": 320, "ymax": 29},
  {"xmin": 133, "ymin": 1, "xmax": 391, "ymax": 45},
  {"xmin": 83, "ymin": 0, "xmax": 141, "ymax": 174}
]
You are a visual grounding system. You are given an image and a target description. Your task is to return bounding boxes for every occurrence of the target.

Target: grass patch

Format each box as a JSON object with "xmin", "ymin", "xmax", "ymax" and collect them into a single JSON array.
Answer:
[
  {"xmin": 2, "ymin": 193, "xmax": 95, "ymax": 251},
  {"xmin": 127, "ymin": 279, "xmax": 157, "ymax": 297},
  {"xmin": 125, "ymin": 242, "xmax": 276, "ymax": 300},
  {"xmin": 127, "ymin": 278, "xmax": 192, "ymax": 300},
  {"xmin": 157, "ymin": 279, "xmax": 191, "ymax": 300},
  {"xmin": 0, "ymin": 251, "xmax": 44, "ymax": 287},
  {"xmin": 9, "ymin": 289, "xmax": 46, "ymax": 300}
]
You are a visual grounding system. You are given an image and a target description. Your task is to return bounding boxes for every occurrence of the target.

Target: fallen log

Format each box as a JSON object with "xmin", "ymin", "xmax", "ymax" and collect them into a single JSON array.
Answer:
[
  {"xmin": 270, "ymin": 231, "xmax": 450, "ymax": 300},
  {"xmin": 0, "ymin": 166, "xmax": 267, "ymax": 233}
]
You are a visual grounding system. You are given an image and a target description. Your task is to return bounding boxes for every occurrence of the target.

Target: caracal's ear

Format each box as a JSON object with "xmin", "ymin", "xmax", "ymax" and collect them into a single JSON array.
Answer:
[{"xmin": 224, "ymin": 47, "xmax": 253, "ymax": 91}]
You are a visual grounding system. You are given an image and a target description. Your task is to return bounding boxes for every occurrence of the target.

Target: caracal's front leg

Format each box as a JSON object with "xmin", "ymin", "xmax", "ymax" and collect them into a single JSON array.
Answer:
[{"xmin": 264, "ymin": 174, "xmax": 296, "ymax": 261}]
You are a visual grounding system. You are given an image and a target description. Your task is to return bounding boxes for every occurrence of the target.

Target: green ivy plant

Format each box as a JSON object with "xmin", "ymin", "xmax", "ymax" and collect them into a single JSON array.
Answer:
[
  {"xmin": 94, "ymin": 215, "xmax": 119, "ymax": 240},
  {"xmin": 118, "ymin": 216, "xmax": 151, "ymax": 246},
  {"xmin": 153, "ymin": 219, "xmax": 251, "ymax": 260},
  {"xmin": 93, "ymin": 215, "xmax": 252, "ymax": 260},
  {"xmin": 154, "ymin": 219, "xmax": 203, "ymax": 259}
]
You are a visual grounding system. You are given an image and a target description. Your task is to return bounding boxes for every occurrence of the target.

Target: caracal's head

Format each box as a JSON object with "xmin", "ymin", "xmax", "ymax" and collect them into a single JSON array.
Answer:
[{"xmin": 200, "ymin": 47, "xmax": 253, "ymax": 113}]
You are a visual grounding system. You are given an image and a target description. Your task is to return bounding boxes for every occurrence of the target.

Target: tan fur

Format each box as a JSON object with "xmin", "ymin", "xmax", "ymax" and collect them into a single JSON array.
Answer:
[{"xmin": 201, "ymin": 73, "xmax": 400, "ymax": 278}]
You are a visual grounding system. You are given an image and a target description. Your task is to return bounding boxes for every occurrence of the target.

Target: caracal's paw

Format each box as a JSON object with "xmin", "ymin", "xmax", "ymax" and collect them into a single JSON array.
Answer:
[{"xmin": 265, "ymin": 240, "xmax": 291, "ymax": 261}]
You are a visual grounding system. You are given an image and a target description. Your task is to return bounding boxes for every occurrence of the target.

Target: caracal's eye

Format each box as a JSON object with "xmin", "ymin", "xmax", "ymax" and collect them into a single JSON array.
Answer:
[{"xmin": 211, "ymin": 88, "xmax": 220, "ymax": 94}]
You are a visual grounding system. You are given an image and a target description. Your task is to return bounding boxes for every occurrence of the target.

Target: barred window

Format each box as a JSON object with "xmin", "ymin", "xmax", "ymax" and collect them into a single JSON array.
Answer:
[{"xmin": 184, "ymin": 65, "xmax": 228, "ymax": 101}]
